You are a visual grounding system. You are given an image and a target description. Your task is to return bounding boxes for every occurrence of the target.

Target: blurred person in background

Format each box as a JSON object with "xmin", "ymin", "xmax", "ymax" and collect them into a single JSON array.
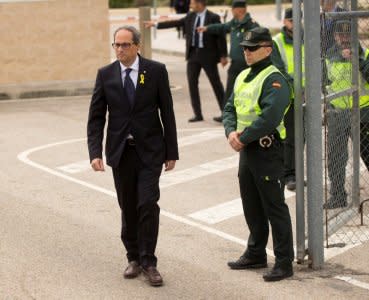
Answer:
[
  {"xmin": 145, "ymin": 0, "xmax": 227, "ymax": 123},
  {"xmin": 271, "ymin": 7, "xmax": 305, "ymax": 191},
  {"xmin": 324, "ymin": 20, "xmax": 369, "ymax": 209},
  {"xmin": 197, "ymin": 0, "xmax": 259, "ymax": 121}
]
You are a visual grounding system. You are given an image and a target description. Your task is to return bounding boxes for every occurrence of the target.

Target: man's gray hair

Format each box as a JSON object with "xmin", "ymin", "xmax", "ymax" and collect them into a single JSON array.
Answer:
[{"xmin": 113, "ymin": 26, "xmax": 141, "ymax": 44}]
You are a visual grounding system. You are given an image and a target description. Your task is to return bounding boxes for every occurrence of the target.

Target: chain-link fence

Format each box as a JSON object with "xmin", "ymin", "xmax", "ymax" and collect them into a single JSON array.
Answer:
[{"xmin": 320, "ymin": 0, "xmax": 369, "ymax": 249}]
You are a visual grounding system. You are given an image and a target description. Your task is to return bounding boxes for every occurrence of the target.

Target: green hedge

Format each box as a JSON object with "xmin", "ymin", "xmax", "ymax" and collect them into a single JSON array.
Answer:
[{"xmin": 109, "ymin": 0, "xmax": 276, "ymax": 9}]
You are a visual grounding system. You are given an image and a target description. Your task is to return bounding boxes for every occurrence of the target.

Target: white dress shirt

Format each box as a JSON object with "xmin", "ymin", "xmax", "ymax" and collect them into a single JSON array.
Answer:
[{"xmin": 192, "ymin": 9, "xmax": 206, "ymax": 48}]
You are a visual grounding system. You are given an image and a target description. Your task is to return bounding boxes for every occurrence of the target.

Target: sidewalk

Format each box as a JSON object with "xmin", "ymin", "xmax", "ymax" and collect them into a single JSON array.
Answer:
[{"xmin": 110, "ymin": 4, "xmax": 286, "ymax": 57}]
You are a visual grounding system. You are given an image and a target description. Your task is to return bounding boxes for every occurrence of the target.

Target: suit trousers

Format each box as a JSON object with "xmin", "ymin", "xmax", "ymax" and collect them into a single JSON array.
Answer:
[
  {"xmin": 187, "ymin": 47, "xmax": 225, "ymax": 117},
  {"xmin": 238, "ymin": 141, "xmax": 294, "ymax": 267},
  {"xmin": 112, "ymin": 143, "xmax": 162, "ymax": 268}
]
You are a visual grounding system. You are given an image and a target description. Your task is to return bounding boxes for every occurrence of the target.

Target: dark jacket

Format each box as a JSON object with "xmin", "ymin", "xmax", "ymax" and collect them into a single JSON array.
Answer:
[
  {"xmin": 157, "ymin": 9, "xmax": 227, "ymax": 62},
  {"xmin": 87, "ymin": 55, "xmax": 179, "ymax": 168}
]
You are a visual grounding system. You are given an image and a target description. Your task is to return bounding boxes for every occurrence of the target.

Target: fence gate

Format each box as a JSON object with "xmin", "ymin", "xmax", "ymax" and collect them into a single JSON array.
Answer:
[{"xmin": 320, "ymin": 0, "xmax": 369, "ymax": 250}]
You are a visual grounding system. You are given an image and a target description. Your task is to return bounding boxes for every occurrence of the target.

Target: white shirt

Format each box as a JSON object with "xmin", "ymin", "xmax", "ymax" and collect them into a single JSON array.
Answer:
[
  {"xmin": 192, "ymin": 9, "xmax": 206, "ymax": 48},
  {"xmin": 120, "ymin": 55, "xmax": 139, "ymax": 88}
]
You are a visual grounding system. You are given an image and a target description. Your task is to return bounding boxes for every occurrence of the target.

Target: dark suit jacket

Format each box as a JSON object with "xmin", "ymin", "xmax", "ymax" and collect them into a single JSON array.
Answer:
[
  {"xmin": 87, "ymin": 55, "xmax": 179, "ymax": 169},
  {"xmin": 157, "ymin": 9, "xmax": 227, "ymax": 62}
]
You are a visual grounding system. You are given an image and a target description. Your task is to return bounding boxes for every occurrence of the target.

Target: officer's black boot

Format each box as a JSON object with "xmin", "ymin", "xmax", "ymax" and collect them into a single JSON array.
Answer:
[
  {"xmin": 227, "ymin": 255, "xmax": 267, "ymax": 270},
  {"xmin": 263, "ymin": 264, "xmax": 293, "ymax": 282}
]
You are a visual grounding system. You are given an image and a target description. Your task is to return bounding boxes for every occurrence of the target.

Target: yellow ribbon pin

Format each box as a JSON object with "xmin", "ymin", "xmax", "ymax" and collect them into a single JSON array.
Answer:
[{"xmin": 139, "ymin": 74, "xmax": 145, "ymax": 84}]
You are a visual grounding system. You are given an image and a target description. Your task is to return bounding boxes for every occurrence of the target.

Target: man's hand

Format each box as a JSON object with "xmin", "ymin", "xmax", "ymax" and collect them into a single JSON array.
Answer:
[
  {"xmin": 164, "ymin": 160, "xmax": 176, "ymax": 171},
  {"xmin": 197, "ymin": 26, "xmax": 207, "ymax": 33},
  {"xmin": 220, "ymin": 57, "xmax": 228, "ymax": 68},
  {"xmin": 144, "ymin": 20, "xmax": 156, "ymax": 28},
  {"xmin": 91, "ymin": 158, "xmax": 105, "ymax": 172},
  {"xmin": 228, "ymin": 131, "xmax": 245, "ymax": 152}
]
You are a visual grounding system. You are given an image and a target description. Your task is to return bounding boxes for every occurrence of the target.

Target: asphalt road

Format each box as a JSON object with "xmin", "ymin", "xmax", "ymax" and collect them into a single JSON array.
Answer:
[{"xmin": 1, "ymin": 53, "xmax": 369, "ymax": 299}]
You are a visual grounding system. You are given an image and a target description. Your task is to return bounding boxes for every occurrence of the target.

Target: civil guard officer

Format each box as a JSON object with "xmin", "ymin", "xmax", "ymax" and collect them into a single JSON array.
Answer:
[
  {"xmin": 271, "ymin": 7, "xmax": 305, "ymax": 191},
  {"xmin": 223, "ymin": 27, "xmax": 294, "ymax": 281}
]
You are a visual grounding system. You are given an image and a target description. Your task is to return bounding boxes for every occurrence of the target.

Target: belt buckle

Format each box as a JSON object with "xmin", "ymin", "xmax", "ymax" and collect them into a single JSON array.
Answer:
[{"xmin": 259, "ymin": 135, "xmax": 273, "ymax": 148}]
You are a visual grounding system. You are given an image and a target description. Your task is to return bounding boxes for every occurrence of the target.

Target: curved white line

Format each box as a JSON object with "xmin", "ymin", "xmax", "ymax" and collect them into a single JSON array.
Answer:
[
  {"xmin": 17, "ymin": 137, "xmax": 252, "ymax": 251},
  {"xmin": 335, "ymin": 276, "xmax": 369, "ymax": 291}
]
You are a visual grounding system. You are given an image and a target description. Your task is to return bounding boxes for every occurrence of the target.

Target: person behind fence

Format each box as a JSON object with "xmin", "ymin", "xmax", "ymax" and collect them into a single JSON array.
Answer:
[
  {"xmin": 271, "ymin": 7, "xmax": 304, "ymax": 191},
  {"xmin": 87, "ymin": 25, "xmax": 179, "ymax": 286},
  {"xmin": 145, "ymin": 0, "xmax": 227, "ymax": 123},
  {"xmin": 324, "ymin": 20, "xmax": 369, "ymax": 209},
  {"xmin": 223, "ymin": 27, "xmax": 294, "ymax": 281},
  {"xmin": 197, "ymin": 0, "xmax": 259, "ymax": 120},
  {"xmin": 320, "ymin": 0, "xmax": 345, "ymax": 55}
]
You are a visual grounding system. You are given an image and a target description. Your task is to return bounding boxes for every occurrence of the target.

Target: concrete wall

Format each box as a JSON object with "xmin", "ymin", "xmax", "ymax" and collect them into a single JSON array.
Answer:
[{"xmin": 0, "ymin": 0, "xmax": 110, "ymax": 96}]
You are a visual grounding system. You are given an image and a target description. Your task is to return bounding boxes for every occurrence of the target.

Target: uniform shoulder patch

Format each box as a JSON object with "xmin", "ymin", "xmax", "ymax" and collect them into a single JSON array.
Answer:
[{"xmin": 272, "ymin": 81, "xmax": 282, "ymax": 88}]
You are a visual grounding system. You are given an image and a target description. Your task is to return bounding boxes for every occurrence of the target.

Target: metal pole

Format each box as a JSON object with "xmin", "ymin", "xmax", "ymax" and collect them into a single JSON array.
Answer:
[
  {"xmin": 351, "ymin": 0, "xmax": 360, "ymax": 207},
  {"xmin": 293, "ymin": 0, "xmax": 305, "ymax": 264},
  {"xmin": 276, "ymin": 0, "xmax": 282, "ymax": 21},
  {"xmin": 304, "ymin": 0, "xmax": 324, "ymax": 269},
  {"xmin": 139, "ymin": 7, "xmax": 152, "ymax": 59}
]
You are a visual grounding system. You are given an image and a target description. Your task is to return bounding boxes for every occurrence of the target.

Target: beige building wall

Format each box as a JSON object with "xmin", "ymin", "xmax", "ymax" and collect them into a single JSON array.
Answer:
[{"xmin": 0, "ymin": 0, "xmax": 110, "ymax": 85}]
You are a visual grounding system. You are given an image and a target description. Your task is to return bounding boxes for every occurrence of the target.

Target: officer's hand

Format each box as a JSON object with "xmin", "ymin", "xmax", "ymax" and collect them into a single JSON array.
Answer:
[
  {"xmin": 228, "ymin": 131, "xmax": 245, "ymax": 152},
  {"xmin": 91, "ymin": 158, "xmax": 105, "ymax": 172},
  {"xmin": 197, "ymin": 26, "xmax": 207, "ymax": 33}
]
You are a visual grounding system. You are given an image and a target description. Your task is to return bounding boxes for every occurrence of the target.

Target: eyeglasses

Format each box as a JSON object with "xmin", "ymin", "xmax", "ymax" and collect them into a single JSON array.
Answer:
[
  {"xmin": 242, "ymin": 45, "xmax": 271, "ymax": 52},
  {"xmin": 112, "ymin": 42, "xmax": 135, "ymax": 49}
]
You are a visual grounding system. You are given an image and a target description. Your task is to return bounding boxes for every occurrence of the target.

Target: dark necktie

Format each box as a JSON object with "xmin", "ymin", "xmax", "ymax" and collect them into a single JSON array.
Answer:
[
  {"xmin": 124, "ymin": 68, "xmax": 135, "ymax": 106},
  {"xmin": 193, "ymin": 15, "xmax": 201, "ymax": 48}
]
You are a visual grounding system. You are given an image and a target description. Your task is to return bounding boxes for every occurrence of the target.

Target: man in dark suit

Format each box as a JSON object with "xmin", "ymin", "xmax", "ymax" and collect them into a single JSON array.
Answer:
[
  {"xmin": 87, "ymin": 25, "xmax": 179, "ymax": 287},
  {"xmin": 145, "ymin": 0, "xmax": 228, "ymax": 123}
]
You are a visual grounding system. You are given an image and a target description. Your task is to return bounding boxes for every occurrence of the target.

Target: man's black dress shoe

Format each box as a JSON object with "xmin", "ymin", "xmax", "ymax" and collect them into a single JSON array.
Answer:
[
  {"xmin": 213, "ymin": 116, "xmax": 223, "ymax": 123},
  {"xmin": 142, "ymin": 266, "xmax": 163, "ymax": 286},
  {"xmin": 263, "ymin": 264, "xmax": 293, "ymax": 282},
  {"xmin": 188, "ymin": 115, "xmax": 204, "ymax": 122},
  {"xmin": 123, "ymin": 261, "xmax": 141, "ymax": 279},
  {"xmin": 227, "ymin": 256, "xmax": 267, "ymax": 269}
]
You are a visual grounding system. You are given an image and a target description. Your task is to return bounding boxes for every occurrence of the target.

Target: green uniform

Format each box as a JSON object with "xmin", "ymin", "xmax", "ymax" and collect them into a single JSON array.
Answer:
[
  {"xmin": 206, "ymin": 13, "xmax": 259, "ymax": 104},
  {"xmin": 223, "ymin": 57, "xmax": 294, "ymax": 267}
]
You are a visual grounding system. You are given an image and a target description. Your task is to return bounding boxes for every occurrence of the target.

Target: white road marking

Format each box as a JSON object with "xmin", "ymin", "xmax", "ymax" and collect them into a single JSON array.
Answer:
[
  {"xmin": 57, "ymin": 160, "xmax": 91, "ymax": 174},
  {"xmin": 189, "ymin": 198, "xmax": 242, "ymax": 224},
  {"xmin": 335, "ymin": 276, "xmax": 369, "ymax": 291},
  {"xmin": 160, "ymin": 155, "xmax": 238, "ymax": 188},
  {"xmin": 188, "ymin": 188, "xmax": 295, "ymax": 224},
  {"xmin": 57, "ymin": 130, "xmax": 224, "ymax": 174}
]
